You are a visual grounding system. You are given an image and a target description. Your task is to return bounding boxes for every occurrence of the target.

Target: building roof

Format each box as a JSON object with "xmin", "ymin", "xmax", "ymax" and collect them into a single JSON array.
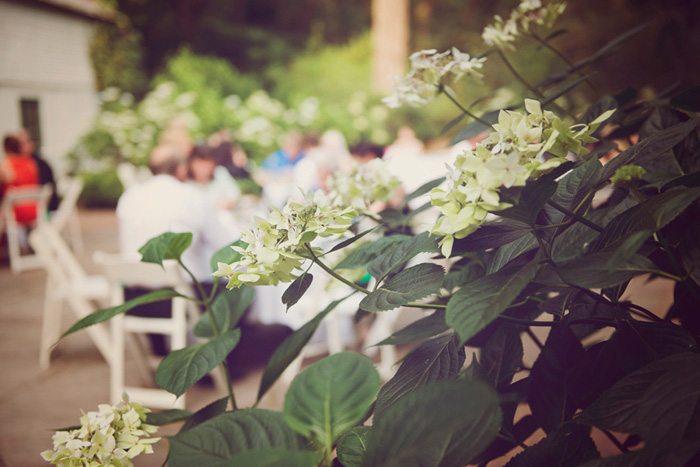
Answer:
[{"xmin": 25, "ymin": 0, "xmax": 114, "ymax": 22}]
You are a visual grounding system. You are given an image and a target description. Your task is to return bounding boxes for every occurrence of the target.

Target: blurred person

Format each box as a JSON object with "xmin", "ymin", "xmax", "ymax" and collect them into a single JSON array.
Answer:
[
  {"xmin": 294, "ymin": 129, "xmax": 352, "ymax": 194},
  {"xmin": 383, "ymin": 126, "xmax": 424, "ymax": 161},
  {"xmin": 159, "ymin": 115, "xmax": 193, "ymax": 156},
  {"xmin": 1, "ymin": 135, "xmax": 40, "ymax": 227},
  {"xmin": 209, "ymin": 130, "xmax": 251, "ymax": 180},
  {"xmin": 255, "ymin": 130, "xmax": 306, "ymax": 207},
  {"xmin": 187, "ymin": 145, "xmax": 241, "ymax": 211},
  {"xmin": 16, "ymin": 129, "xmax": 60, "ymax": 211},
  {"xmin": 350, "ymin": 141, "xmax": 385, "ymax": 164}
]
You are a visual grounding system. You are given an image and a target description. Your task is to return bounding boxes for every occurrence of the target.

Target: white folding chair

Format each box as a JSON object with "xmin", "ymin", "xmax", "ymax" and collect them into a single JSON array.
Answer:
[
  {"xmin": 94, "ymin": 253, "xmax": 201, "ymax": 409},
  {"xmin": 1, "ymin": 185, "xmax": 51, "ymax": 274},
  {"xmin": 28, "ymin": 224, "xmax": 112, "ymax": 369},
  {"xmin": 50, "ymin": 177, "xmax": 84, "ymax": 254}
]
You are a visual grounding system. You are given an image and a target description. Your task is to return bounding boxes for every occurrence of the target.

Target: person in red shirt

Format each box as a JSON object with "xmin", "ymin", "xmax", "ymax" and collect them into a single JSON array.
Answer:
[{"xmin": 1, "ymin": 135, "xmax": 40, "ymax": 224}]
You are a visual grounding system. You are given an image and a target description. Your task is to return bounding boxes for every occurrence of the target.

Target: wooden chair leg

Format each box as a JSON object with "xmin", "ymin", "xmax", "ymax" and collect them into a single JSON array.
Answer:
[{"xmin": 39, "ymin": 278, "xmax": 61, "ymax": 370}]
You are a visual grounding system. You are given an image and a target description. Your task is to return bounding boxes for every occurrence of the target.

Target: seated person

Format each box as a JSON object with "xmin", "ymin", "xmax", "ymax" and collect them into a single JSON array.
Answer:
[
  {"xmin": 1, "ymin": 135, "xmax": 40, "ymax": 226},
  {"xmin": 187, "ymin": 145, "xmax": 241, "ymax": 211},
  {"xmin": 17, "ymin": 128, "xmax": 60, "ymax": 211},
  {"xmin": 254, "ymin": 131, "xmax": 306, "ymax": 207}
]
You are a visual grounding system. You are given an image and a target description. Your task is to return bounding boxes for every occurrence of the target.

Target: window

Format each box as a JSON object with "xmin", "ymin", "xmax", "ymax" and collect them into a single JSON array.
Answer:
[{"xmin": 19, "ymin": 98, "xmax": 41, "ymax": 149}]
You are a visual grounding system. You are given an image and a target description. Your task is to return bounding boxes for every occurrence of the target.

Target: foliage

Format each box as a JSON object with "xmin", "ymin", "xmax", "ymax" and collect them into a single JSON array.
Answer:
[
  {"xmin": 49, "ymin": 2, "xmax": 700, "ymax": 466},
  {"xmin": 77, "ymin": 170, "xmax": 124, "ymax": 208}
]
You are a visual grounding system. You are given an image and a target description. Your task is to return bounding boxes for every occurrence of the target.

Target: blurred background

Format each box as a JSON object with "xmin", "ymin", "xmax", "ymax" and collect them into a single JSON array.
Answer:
[{"xmin": 1, "ymin": 0, "xmax": 699, "ymax": 207}]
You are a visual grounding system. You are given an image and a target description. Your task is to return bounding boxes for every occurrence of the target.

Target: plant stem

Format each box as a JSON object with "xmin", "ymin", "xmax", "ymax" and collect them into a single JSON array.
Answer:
[
  {"xmin": 304, "ymin": 243, "xmax": 369, "ymax": 295},
  {"xmin": 529, "ymin": 32, "xmax": 598, "ymax": 93},
  {"xmin": 441, "ymin": 86, "xmax": 494, "ymax": 128},
  {"xmin": 496, "ymin": 49, "xmax": 574, "ymax": 118},
  {"xmin": 600, "ymin": 429, "xmax": 629, "ymax": 454},
  {"xmin": 547, "ymin": 200, "xmax": 604, "ymax": 232},
  {"xmin": 525, "ymin": 328, "xmax": 544, "ymax": 350},
  {"xmin": 178, "ymin": 260, "xmax": 238, "ymax": 410},
  {"xmin": 404, "ymin": 302, "xmax": 448, "ymax": 309}
]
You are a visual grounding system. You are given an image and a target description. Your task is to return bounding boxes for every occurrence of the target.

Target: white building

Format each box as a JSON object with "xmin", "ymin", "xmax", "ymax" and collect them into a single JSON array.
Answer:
[{"xmin": 0, "ymin": 0, "xmax": 111, "ymax": 173}]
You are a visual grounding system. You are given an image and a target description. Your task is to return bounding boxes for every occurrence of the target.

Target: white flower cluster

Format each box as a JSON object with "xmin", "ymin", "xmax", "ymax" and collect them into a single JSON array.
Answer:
[
  {"xmin": 482, "ymin": 0, "xmax": 567, "ymax": 50},
  {"xmin": 214, "ymin": 190, "xmax": 357, "ymax": 288},
  {"xmin": 327, "ymin": 159, "xmax": 402, "ymax": 211},
  {"xmin": 41, "ymin": 395, "xmax": 159, "ymax": 467},
  {"xmin": 382, "ymin": 47, "xmax": 486, "ymax": 109},
  {"xmin": 431, "ymin": 99, "xmax": 613, "ymax": 256}
]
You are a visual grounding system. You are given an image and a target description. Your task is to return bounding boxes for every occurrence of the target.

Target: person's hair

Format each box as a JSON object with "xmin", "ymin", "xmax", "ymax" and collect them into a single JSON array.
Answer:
[
  {"xmin": 189, "ymin": 145, "xmax": 218, "ymax": 162},
  {"xmin": 148, "ymin": 145, "xmax": 187, "ymax": 176},
  {"xmin": 211, "ymin": 141, "xmax": 237, "ymax": 166},
  {"xmin": 350, "ymin": 141, "xmax": 384, "ymax": 159},
  {"xmin": 3, "ymin": 135, "xmax": 21, "ymax": 155}
]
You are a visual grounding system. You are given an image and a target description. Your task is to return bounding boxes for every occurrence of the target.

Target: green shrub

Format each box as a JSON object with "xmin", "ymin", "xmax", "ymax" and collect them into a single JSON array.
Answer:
[{"xmin": 78, "ymin": 170, "xmax": 124, "ymax": 208}]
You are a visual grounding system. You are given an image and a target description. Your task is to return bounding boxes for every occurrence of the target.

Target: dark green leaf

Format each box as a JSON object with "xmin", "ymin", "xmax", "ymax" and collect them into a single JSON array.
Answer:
[
  {"xmin": 606, "ymin": 230, "xmax": 653, "ymax": 270},
  {"xmin": 328, "ymin": 227, "xmax": 376, "ymax": 254},
  {"xmin": 485, "ymin": 232, "xmax": 539, "ymax": 274},
  {"xmin": 210, "ymin": 239, "xmax": 246, "ymax": 273},
  {"xmin": 360, "ymin": 263, "xmax": 444, "ymax": 312},
  {"xmin": 367, "ymin": 232, "xmax": 439, "ymax": 280},
  {"xmin": 283, "ymin": 352, "xmax": 380, "ymax": 448},
  {"xmin": 403, "ymin": 177, "xmax": 446, "ymax": 206},
  {"xmin": 499, "ymin": 178, "xmax": 558, "ymax": 226},
  {"xmin": 579, "ymin": 442, "xmax": 700, "ymax": 467},
  {"xmin": 337, "ymin": 427, "xmax": 371, "ymax": 467},
  {"xmin": 138, "ymin": 232, "xmax": 192, "ymax": 266},
  {"xmin": 450, "ymin": 110, "xmax": 500, "ymax": 145},
  {"xmin": 335, "ymin": 235, "xmax": 411, "ymax": 270},
  {"xmin": 600, "ymin": 118, "xmax": 700, "ymax": 181},
  {"xmin": 374, "ymin": 310, "xmax": 450, "ymax": 346},
  {"xmin": 374, "ymin": 335, "xmax": 465, "ymax": 420},
  {"xmin": 146, "ymin": 408, "xmax": 192, "ymax": 426},
  {"xmin": 528, "ymin": 327, "xmax": 584, "ymax": 433},
  {"xmin": 362, "ymin": 379, "xmax": 502, "ymax": 467},
  {"xmin": 447, "ymin": 262, "xmax": 538, "ymax": 345},
  {"xmin": 542, "ymin": 155, "xmax": 603, "ymax": 227},
  {"xmin": 670, "ymin": 86, "xmax": 700, "ymax": 111},
  {"xmin": 194, "ymin": 285, "xmax": 253, "ymax": 338},
  {"xmin": 155, "ymin": 328, "xmax": 241, "ymax": 397},
  {"xmin": 579, "ymin": 95, "xmax": 618, "ymax": 127},
  {"xmin": 482, "ymin": 326, "xmax": 524, "ymax": 389},
  {"xmin": 557, "ymin": 252, "xmax": 658, "ymax": 289},
  {"xmin": 226, "ymin": 448, "xmax": 321, "ymax": 467},
  {"xmin": 179, "ymin": 396, "xmax": 229, "ymax": 434},
  {"xmin": 504, "ymin": 424, "xmax": 599, "ymax": 467},
  {"xmin": 168, "ymin": 408, "xmax": 312, "ymax": 467},
  {"xmin": 452, "ymin": 221, "xmax": 532, "ymax": 254},
  {"xmin": 576, "ymin": 353, "xmax": 700, "ymax": 442},
  {"xmin": 442, "ymin": 257, "xmax": 484, "ymax": 290},
  {"xmin": 257, "ymin": 295, "xmax": 352, "ymax": 401},
  {"xmin": 60, "ymin": 289, "xmax": 182, "ymax": 340},
  {"xmin": 440, "ymin": 112, "xmax": 467, "ymax": 136},
  {"xmin": 282, "ymin": 273, "xmax": 313, "ymax": 310}
]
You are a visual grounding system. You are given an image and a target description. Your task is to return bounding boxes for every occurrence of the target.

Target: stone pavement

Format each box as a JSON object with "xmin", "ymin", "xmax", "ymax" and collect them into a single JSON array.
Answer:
[{"xmin": 0, "ymin": 209, "xmax": 281, "ymax": 467}]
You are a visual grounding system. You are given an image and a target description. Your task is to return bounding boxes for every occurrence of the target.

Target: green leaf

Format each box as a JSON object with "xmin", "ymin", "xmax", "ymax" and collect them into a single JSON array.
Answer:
[
  {"xmin": 168, "ymin": 408, "xmax": 312, "ymax": 467},
  {"xmin": 283, "ymin": 352, "xmax": 380, "ymax": 450},
  {"xmin": 374, "ymin": 335, "xmax": 465, "ymax": 420},
  {"xmin": 447, "ymin": 262, "xmax": 538, "ymax": 345},
  {"xmin": 360, "ymin": 263, "xmax": 444, "ymax": 312},
  {"xmin": 450, "ymin": 109, "xmax": 500, "ymax": 145},
  {"xmin": 209, "ymin": 239, "xmax": 246, "ymax": 273},
  {"xmin": 362, "ymin": 379, "xmax": 502, "ymax": 467},
  {"xmin": 194, "ymin": 285, "xmax": 253, "ymax": 338},
  {"xmin": 542, "ymin": 155, "xmax": 603, "ymax": 227},
  {"xmin": 60, "ymin": 289, "xmax": 182, "ymax": 340},
  {"xmin": 226, "ymin": 448, "xmax": 322, "ymax": 467},
  {"xmin": 452, "ymin": 221, "xmax": 532, "ymax": 254},
  {"xmin": 178, "ymin": 396, "xmax": 229, "ymax": 434},
  {"xmin": 138, "ymin": 231, "xmax": 192, "ymax": 266},
  {"xmin": 482, "ymin": 325, "xmax": 524, "ymax": 389},
  {"xmin": 504, "ymin": 424, "xmax": 600, "ymax": 467},
  {"xmin": 557, "ymin": 252, "xmax": 658, "ymax": 289},
  {"xmin": 282, "ymin": 273, "xmax": 313, "ymax": 310},
  {"xmin": 337, "ymin": 427, "xmax": 371, "ymax": 467},
  {"xmin": 442, "ymin": 257, "xmax": 484, "ymax": 290},
  {"xmin": 335, "ymin": 234, "xmax": 411, "ymax": 270},
  {"xmin": 576, "ymin": 353, "xmax": 700, "ymax": 442},
  {"xmin": 257, "ymin": 295, "xmax": 352, "ymax": 401},
  {"xmin": 485, "ymin": 232, "xmax": 539, "ymax": 274},
  {"xmin": 606, "ymin": 229, "xmax": 653, "ymax": 271},
  {"xmin": 402, "ymin": 176, "xmax": 446, "ymax": 206},
  {"xmin": 328, "ymin": 227, "xmax": 376, "ymax": 254},
  {"xmin": 600, "ymin": 118, "xmax": 700, "ymax": 181},
  {"xmin": 578, "ymin": 442, "xmax": 700, "ymax": 467},
  {"xmin": 155, "ymin": 328, "xmax": 241, "ymax": 397},
  {"xmin": 374, "ymin": 310, "xmax": 449, "ymax": 346},
  {"xmin": 367, "ymin": 231, "xmax": 439, "ymax": 280},
  {"xmin": 499, "ymin": 178, "xmax": 558, "ymax": 226},
  {"xmin": 670, "ymin": 85, "xmax": 700, "ymax": 111},
  {"xmin": 146, "ymin": 408, "xmax": 192, "ymax": 426}
]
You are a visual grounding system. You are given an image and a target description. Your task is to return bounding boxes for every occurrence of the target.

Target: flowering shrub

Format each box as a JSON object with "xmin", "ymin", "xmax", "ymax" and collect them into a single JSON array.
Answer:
[
  {"xmin": 50, "ymin": 2, "xmax": 700, "ymax": 466},
  {"xmin": 41, "ymin": 395, "xmax": 159, "ymax": 467},
  {"xmin": 326, "ymin": 158, "xmax": 402, "ymax": 211}
]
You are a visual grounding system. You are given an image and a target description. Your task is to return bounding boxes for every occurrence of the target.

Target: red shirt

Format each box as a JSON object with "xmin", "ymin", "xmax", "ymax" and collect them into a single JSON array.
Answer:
[{"xmin": 4, "ymin": 155, "xmax": 40, "ymax": 224}]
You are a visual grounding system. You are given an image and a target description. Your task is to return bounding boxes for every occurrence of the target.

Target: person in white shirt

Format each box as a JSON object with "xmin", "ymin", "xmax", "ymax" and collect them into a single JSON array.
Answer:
[{"xmin": 117, "ymin": 144, "xmax": 235, "ymax": 284}]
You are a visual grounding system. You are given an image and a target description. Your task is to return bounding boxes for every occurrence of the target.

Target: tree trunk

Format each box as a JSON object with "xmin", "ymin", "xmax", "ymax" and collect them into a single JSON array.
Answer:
[{"xmin": 372, "ymin": 0, "xmax": 410, "ymax": 93}]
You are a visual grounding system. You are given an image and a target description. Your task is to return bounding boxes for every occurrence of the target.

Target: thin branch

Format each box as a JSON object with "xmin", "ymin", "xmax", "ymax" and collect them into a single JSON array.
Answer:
[{"xmin": 304, "ymin": 243, "xmax": 370, "ymax": 295}]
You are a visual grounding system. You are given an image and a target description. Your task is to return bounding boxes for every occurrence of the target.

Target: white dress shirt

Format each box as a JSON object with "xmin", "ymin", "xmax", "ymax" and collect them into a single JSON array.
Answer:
[{"xmin": 117, "ymin": 174, "xmax": 237, "ymax": 283}]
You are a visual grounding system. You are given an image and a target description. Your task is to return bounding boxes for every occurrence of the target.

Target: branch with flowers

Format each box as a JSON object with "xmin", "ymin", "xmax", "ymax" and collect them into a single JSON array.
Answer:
[{"xmin": 44, "ymin": 1, "xmax": 700, "ymax": 466}]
